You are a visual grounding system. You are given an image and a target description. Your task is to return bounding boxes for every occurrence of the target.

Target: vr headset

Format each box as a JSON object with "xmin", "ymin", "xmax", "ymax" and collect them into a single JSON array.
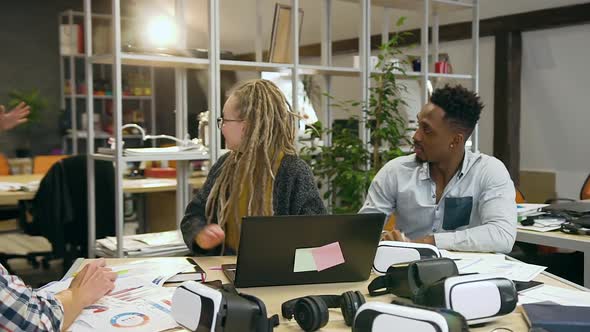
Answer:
[
  {"xmin": 171, "ymin": 281, "xmax": 279, "ymax": 332},
  {"xmin": 352, "ymin": 301, "xmax": 469, "ymax": 332},
  {"xmin": 368, "ymin": 258, "xmax": 459, "ymax": 298},
  {"xmin": 414, "ymin": 274, "xmax": 518, "ymax": 324},
  {"xmin": 373, "ymin": 241, "xmax": 441, "ymax": 275},
  {"xmin": 281, "ymin": 291, "xmax": 366, "ymax": 332}
]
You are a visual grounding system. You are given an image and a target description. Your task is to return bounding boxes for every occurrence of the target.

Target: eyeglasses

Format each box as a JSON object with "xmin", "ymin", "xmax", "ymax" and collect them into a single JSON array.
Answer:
[{"xmin": 216, "ymin": 117, "xmax": 244, "ymax": 129}]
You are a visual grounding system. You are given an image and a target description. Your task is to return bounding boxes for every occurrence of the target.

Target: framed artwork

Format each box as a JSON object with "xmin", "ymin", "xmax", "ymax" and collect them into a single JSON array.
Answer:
[{"xmin": 268, "ymin": 3, "xmax": 304, "ymax": 63}]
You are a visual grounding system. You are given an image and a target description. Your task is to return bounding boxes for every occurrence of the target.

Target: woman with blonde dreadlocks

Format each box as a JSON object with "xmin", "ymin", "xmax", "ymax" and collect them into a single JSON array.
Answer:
[{"xmin": 181, "ymin": 79, "xmax": 326, "ymax": 255}]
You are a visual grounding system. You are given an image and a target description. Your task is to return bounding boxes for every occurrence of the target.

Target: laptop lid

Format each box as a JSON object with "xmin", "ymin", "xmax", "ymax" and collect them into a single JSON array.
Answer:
[
  {"xmin": 233, "ymin": 213, "xmax": 385, "ymax": 288},
  {"xmin": 543, "ymin": 201, "xmax": 590, "ymax": 215}
]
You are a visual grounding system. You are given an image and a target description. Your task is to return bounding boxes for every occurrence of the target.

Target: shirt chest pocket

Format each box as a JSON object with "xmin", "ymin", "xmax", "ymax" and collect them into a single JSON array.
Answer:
[{"xmin": 442, "ymin": 196, "xmax": 473, "ymax": 231}]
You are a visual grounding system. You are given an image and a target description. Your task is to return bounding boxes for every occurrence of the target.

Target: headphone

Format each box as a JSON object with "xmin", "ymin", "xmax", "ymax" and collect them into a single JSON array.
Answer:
[{"xmin": 281, "ymin": 291, "xmax": 366, "ymax": 331}]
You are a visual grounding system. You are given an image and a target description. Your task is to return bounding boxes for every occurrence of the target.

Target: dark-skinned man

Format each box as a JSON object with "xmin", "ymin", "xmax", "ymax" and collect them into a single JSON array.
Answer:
[{"xmin": 360, "ymin": 85, "xmax": 516, "ymax": 253}]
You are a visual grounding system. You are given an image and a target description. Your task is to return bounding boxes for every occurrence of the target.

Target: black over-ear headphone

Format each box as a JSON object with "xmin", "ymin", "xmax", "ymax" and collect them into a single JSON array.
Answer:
[{"xmin": 281, "ymin": 291, "xmax": 365, "ymax": 331}]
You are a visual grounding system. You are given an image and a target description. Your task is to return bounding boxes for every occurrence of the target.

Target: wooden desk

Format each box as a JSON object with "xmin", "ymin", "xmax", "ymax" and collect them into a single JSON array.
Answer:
[
  {"xmin": 0, "ymin": 175, "xmax": 206, "ymax": 206},
  {"xmin": 67, "ymin": 256, "xmax": 589, "ymax": 332},
  {"xmin": 517, "ymin": 228, "xmax": 590, "ymax": 287}
]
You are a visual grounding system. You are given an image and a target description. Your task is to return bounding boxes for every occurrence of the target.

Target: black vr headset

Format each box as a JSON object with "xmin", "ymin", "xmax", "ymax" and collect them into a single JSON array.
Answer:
[
  {"xmin": 368, "ymin": 258, "xmax": 459, "ymax": 298},
  {"xmin": 171, "ymin": 281, "xmax": 279, "ymax": 332},
  {"xmin": 353, "ymin": 301, "xmax": 469, "ymax": 332},
  {"xmin": 281, "ymin": 291, "xmax": 366, "ymax": 331}
]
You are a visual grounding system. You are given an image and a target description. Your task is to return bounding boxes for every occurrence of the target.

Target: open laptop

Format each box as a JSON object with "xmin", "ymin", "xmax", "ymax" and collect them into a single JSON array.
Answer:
[{"xmin": 222, "ymin": 213, "xmax": 385, "ymax": 288}]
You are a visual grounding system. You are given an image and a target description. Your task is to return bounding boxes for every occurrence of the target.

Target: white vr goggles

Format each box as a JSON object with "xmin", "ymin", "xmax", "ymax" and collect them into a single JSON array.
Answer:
[
  {"xmin": 171, "ymin": 281, "xmax": 279, "ymax": 332},
  {"xmin": 352, "ymin": 301, "xmax": 469, "ymax": 332},
  {"xmin": 414, "ymin": 274, "xmax": 518, "ymax": 324},
  {"xmin": 373, "ymin": 241, "xmax": 441, "ymax": 275}
]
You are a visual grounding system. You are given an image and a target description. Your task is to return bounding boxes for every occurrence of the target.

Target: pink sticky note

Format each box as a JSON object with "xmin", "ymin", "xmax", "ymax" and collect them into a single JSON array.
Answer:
[{"xmin": 311, "ymin": 242, "xmax": 345, "ymax": 271}]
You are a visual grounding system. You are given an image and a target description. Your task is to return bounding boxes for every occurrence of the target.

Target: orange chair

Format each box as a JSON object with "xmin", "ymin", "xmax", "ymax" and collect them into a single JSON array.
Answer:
[
  {"xmin": 581, "ymin": 174, "xmax": 590, "ymax": 200},
  {"xmin": 33, "ymin": 155, "xmax": 68, "ymax": 175},
  {"xmin": 383, "ymin": 214, "xmax": 396, "ymax": 232},
  {"xmin": 515, "ymin": 187, "xmax": 526, "ymax": 204},
  {"xmin": 0, "ymin": 154, "xmax": 9, "ymax": 175}
]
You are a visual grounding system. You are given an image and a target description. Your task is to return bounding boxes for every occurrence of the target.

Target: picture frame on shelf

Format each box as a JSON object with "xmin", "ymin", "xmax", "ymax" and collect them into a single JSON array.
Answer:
[{"xmin": 268, "ymin": 3, "xmax": 304, "ymax": 63}]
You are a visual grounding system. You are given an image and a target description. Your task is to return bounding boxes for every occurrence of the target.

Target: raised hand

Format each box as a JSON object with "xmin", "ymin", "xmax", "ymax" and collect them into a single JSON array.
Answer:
[
  {"xmin": 195, "ymin": 224, "xmax": 226, "ymax": 249},
  {"xmin": 0, "ymin": 102, "xmax": 30, "ymax": 131}
]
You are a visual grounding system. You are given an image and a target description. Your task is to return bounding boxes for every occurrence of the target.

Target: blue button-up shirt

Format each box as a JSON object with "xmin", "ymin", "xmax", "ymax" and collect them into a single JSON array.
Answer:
[{"xmin": 359, "ymin": 151, "xmax": 517, "ymax": 253}]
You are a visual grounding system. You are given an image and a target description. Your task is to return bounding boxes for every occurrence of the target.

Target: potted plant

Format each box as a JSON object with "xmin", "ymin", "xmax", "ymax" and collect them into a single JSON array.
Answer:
[
  {"xmin": 7, "ymin": 89, "xmax": 50, "ymax": 157},
  {"xmin": 301, "ymin": 18, "xmax": 412, "ymax": 213}
]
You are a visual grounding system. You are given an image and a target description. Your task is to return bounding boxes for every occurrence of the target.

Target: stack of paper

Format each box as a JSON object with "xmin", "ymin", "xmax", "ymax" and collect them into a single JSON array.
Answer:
[
  {"xmin": 517, "ymin": 203, "xmax": 549, "ymax": 220},
  {"xmin": 124, "ymin": 146, "xmax": 207, "ymax": 158},
  {"xmin": 95, "ymin": 230, "xmax": 190, "ymax": 258},
  {"xmin": 97, "ymin": 146, "xmax": 208, "ymax": 159},
  {"xmin": 518, "ymin": 284, "xmax": 590, "ymax": 306},
  {"xmin": 40, "ymin": 260, "xmax": 192, "ymax": 332},
  {"xmin": 0, "ymin": 181, "xmax": 39, "ymax": 192},
  {"xmin": 517, "ymin": 217, "xmax": 566, "ymax": 232},
  {"xmin": 440, "ymin": 250, "xmax": 546, "ymax": 282}
]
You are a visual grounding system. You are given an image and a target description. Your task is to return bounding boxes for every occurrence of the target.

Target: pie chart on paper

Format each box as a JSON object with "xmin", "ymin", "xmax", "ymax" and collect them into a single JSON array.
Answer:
[{"xmin": 110, "ymin": 312, "xmax": 150, "ymax": 328}]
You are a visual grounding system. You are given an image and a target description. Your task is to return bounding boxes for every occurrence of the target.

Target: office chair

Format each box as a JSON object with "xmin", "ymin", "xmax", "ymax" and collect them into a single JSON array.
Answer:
[
  {"xmin": 515, "ymin": 187, "xmax": 526, "ymax": 204},
  {"xmin": 26, "ymin": 155, "xmax": 115, "ymax": 271},
  {"xmin": 32, "ymin": 154, "xmax": 68, "ymax": 175},
  {"xmin": 0, "ymin": 154, "xmax": 20, "ymax": 228},
  {"xmin": 0, "ymin": 154, "xmax": 9, "ymax": 175}
]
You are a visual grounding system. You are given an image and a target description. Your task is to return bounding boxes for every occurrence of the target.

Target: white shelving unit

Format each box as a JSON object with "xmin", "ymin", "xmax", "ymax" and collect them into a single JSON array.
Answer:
[
  {"xmin": 372, "ymin": 0, "xmax": 480, "ymax": 151},
  {"xmin": 59, "ymin": 10, "xmax": 157, "ymax": 154},
  {"xmin": 81, "ymin": 0, "xmax": 478, "ymax": 258},
  {"xmin": 83, "ymin": 0, "xmax": 214, "ymax": 258}
]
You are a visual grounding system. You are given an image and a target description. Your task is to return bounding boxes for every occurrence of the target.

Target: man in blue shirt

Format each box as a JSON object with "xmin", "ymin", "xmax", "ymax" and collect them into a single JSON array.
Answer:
[{"xmin": 360, "ymin": 85, "xmax": 516, "ymax": 253}]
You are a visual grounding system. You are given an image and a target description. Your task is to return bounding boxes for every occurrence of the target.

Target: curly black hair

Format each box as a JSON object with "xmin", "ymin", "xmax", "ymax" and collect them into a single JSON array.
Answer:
[{"xmin": 430, "ymin": 84, "xmax": 484, "ymax": 136}]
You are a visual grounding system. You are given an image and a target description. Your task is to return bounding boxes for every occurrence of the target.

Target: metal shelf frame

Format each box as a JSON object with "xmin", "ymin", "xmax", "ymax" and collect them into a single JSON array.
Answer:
[
  {"xmin": 59, "ymin": 9, "xmax": 157, "ymax": 155},
  {"xmin": 80, "ymin": 0, "xmax": 479, "ymax": 257}
]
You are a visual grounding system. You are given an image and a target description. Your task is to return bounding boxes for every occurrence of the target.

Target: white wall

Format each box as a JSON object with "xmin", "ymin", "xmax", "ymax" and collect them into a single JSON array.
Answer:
[{"xmin": 521, "ymin": 24, "xmax": 590, "ymax": 199}]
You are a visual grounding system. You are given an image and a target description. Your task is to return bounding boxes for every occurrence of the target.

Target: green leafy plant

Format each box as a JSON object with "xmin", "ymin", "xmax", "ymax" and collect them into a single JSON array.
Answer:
[
  {"xmin": 8, "ymin": 89, "xmax": 48, "ymax": 125},
  {"xmin": 301, "ymin": 18, "xmax": 412, "ymax": 213}
]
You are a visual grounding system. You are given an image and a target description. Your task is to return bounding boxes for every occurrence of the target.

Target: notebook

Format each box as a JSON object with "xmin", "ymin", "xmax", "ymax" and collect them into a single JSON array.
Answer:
[
  {"xmin": 522, "ymin": 303, "xmax": 590, "ymax": 332},
  {"xmin": 164, "ymin": 257, "xmax": 206, "ymax": 283}
]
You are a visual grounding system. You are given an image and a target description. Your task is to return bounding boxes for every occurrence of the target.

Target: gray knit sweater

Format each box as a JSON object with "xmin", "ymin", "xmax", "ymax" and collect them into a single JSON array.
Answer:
[{"xmin": 180, "ymin": 153, "xmax": 326, "ymax": 255}]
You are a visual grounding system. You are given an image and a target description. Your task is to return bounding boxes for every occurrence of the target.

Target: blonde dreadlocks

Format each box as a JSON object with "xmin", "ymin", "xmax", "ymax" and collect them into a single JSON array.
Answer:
[{"xmin": 205, "ymin": 79, "xmax": 298, "ymax": 235}]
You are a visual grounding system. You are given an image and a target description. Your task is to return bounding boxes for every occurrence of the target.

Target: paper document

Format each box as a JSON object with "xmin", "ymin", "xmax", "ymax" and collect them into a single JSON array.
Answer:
[
  {"xmin": 124, "ymin": 146, "xmax": 207, "ymax": 155},
  {"xmin": 70, "ymin": 288, "xmax": 178, "ymax": 332},
  {"xmin": 459, "ymin": 259, "xmax": 546, "ymax": 282},
  {"xmin": 95, "ymin": 230, "xmax": 190, "ymax": 258},
  {"xmin": 517, "ymin": 204, "xmax": 549, "ymax": 217},
  {"xmin": 0, "ymin": 181, "xmax": 39, "ymax": 192},
  {"xmin": 439, "ymin": 250, "xmax": 506, "ymax": 262},
  {"xmin": 518, "ymin": 285, "xmax": 590, "ymax": 306},
  {"xmin": 518, "ymin": 217, "xmax": 565, "ymax": 232}
]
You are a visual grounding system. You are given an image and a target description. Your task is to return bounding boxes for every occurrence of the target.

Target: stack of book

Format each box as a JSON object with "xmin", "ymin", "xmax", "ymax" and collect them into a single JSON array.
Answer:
[{"xmin": 95, "ymin": 230, "xmax": 190, "ymax": 257}]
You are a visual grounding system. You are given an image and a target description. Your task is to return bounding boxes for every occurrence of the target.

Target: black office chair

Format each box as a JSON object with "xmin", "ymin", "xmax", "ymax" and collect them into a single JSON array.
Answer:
[{"xmin": 24, "ymin": 155, "xmax": 116, "ymax": 271}]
